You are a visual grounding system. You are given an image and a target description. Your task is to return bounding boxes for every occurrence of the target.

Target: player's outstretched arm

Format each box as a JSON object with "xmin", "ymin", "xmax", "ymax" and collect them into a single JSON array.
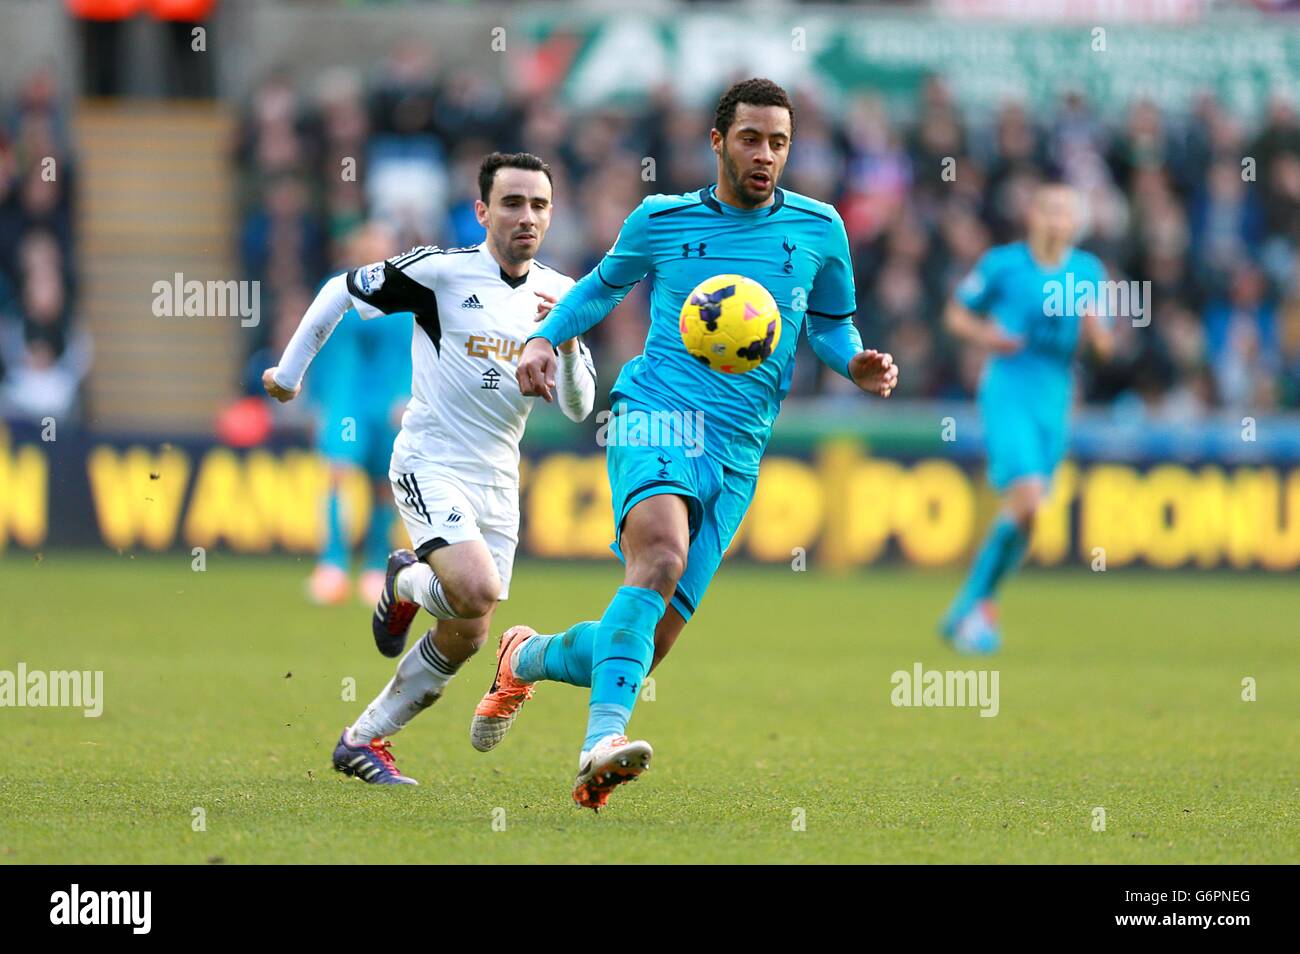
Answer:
[
  {"xmin": 804, "ymin": 312, "xmax": 898, "ymax": 398},
  {"xmin": 262, "ymin": 273, "xmax": 353, "ymax": 402},
  {"xmin": 522, "ymin": 200, "xmax": 652, "ymax": 401},
  {"xmin": 520, "ymin": 277, "xmax": 614, "ymax": 402},
  {"xmin": 805, "ymin": 210, "xmax": 898, "ymax": 396}
]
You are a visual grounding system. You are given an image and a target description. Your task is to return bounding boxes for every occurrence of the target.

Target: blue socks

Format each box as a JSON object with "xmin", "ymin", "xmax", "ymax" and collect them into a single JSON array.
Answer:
[
  {"xmin": 514, "ymin": 621, "xmax": 599, "ymax": 687},
  {"xmin": 322, "ymin": 490, "xmax": 394, "ymax": 572},
  {"xmin": 322, "ymin": 490, "xmax": 347, "ymax": 569},
  {"xmin": 585, "ymin": 586, "xmax": 665, "ymax": 750},
  {"xmin": 944, "ymin": 516, "xmax": 1029, "ymax": 630},
  {"xmin": 364, "ymin": 501, "xmax": 393, "ymax": 571},
  {"xmin": 509, "ymin": 586, "xmax": 666, "ymax": 751}
]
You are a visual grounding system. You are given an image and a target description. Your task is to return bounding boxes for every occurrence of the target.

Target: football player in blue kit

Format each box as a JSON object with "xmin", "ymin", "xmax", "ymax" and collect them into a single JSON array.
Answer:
[{"xmin": 470, "ymin": 78, "xmax": 900, "ymax": 810}]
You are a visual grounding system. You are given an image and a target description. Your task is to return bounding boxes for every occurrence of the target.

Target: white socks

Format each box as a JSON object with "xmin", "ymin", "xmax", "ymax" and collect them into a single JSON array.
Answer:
[
  {"xmin": 395, "ymin": 563, "xmax": 462, "ymax": 619},
  {"xmin": 349, "ymin": 631, "xmax": 462, "ymax": 743}
]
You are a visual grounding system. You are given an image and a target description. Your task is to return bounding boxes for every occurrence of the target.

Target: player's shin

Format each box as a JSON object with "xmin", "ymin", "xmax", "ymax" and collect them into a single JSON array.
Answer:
[
  {"xmin": 322, "ymin": 491, "xmax": 348, "ymax": 570},
  {"xmin": 364, "ymin": 502, "xmax": 395, "ymax": 572},
  {"xmin": 943, "ymin": 515, "xmax": 1029, "ymax": 628},
  {"xmin": 350, "ymin": 630, "xmax": 461, "ymax": 743},
  {"xmin": 584, "ymin": 587, "xmax": 666, "ymax": 750},
  {"xmin": 512, "ymin": 620, "xmax": 599, "ymax": 687}
]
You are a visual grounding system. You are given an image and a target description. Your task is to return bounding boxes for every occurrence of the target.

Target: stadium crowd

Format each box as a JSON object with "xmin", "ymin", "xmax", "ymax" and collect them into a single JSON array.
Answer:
[
  {"xmin": 0, "ymin": 69, "xmax": 87, "ymax": 421},
  {"xmin": 9, "ymin": 44, "xmax": 1300, "ymax": 424},
  {"xmin": 234, "ymin": 48, "xmax": 1300, "ymax": 418}
]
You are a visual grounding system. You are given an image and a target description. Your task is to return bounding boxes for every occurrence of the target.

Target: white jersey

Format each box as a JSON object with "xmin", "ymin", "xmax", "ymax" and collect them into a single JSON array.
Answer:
[{"xmin": 343, "ymin": 242, "xmax": 595, "ymax": 486}]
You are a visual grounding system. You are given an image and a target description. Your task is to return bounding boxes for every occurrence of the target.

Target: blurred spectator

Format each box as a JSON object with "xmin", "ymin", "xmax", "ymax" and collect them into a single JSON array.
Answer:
[
  {"xmin": 1204, "ymin": 264, "xmax": 1280, "ymax": 411},
  {"xmin": 0, "ymin": 71, "xmax": 83, "ymax": 420},
  {"xmin": 1191, "ymin": 159, "xmax": 1265, "ymax": 288}
]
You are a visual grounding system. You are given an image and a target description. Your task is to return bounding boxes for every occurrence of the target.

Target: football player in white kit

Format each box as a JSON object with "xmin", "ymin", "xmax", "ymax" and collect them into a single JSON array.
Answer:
[{"xmin": 262, "ymin": 153, "xmax": 595, "ymax": 784}]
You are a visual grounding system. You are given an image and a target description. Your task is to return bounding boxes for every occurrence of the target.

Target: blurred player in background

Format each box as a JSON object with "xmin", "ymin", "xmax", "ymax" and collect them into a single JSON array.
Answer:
[
  {"xmin": 481, "ymin": 78, "xmax": 898, "ymax": 811},
  {"xmin": 940, "ymin": 179, "xmax": 1115, "ymax": 654},
  {"xmin": 263, "ymin": 152, "xmax": 596, "ymax": 785},
  {"xmin": 307, "ymin": 223, "xmax": 412, "ymax": 606}
]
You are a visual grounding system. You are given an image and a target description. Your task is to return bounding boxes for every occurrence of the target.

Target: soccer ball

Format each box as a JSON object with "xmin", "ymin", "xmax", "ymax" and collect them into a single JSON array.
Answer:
[{"xmin": 678, "ymin": 274, "xmax": 781, "ymax": 374}]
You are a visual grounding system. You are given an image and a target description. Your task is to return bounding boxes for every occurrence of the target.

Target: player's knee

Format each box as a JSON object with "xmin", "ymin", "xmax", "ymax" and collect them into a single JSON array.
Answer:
[
  {"xmin": 447, "ymin": 577, "xmax": 499, "ymax": 619},
  {"xmin": 1007, "ymin": 487, "xmax": 1044, "ymax": 529},
  {"xmin": 631, "ymin": 543, "xmax": 686, "ymax": 593}
]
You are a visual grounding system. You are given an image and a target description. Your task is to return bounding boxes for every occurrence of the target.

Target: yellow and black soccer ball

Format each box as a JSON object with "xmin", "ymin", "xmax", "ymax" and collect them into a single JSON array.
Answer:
[{"xmin": 678, "ymin": 274, "xmax": 781, "ymax": 374}]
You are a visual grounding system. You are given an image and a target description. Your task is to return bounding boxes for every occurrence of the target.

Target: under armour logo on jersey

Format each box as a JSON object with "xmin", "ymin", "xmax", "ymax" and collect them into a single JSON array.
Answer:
[
  {"xmin": 445, "ymin": 507, "xmax": 465, "ymax": 524},
  {"xmin": 461, "ymin": 294, "xmax": 483, "ymax": 309},
  {"xmin": 782, "ymin": 238, "xmax": 797, "ymax": 274},
  {"xmin": 681, "ymin": 242, "xmax": 707, "ymax": 258},
  {"xmin": 616, "ymin": 675, "xmax": 639, "ymax": 693}
]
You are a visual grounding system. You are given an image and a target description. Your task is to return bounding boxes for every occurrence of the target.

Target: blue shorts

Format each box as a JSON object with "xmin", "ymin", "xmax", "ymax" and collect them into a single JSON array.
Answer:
[
  {"xmin": 605, "ymin": 404, "xmax": 757, "ymax": 622},
  {"xmin": 980, "ymin": 394, "xmax": 1067, "ymax": 492},
  {"xmin": 317, "ymin": 411, "xmax": 395, "ymax": 477}
]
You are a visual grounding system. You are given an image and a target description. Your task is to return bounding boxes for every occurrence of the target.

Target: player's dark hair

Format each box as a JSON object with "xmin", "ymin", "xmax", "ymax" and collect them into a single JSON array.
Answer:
[
  {"xmin": 478, "ymin": 152, "xmax": 553, "ymax": 204},
  {"xmin": 713, "ymin": 78, "xmax": 795, "ymax": 137}
]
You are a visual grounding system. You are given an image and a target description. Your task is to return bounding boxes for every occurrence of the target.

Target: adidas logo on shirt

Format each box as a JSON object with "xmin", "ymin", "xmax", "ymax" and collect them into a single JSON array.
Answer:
[{"xmin": 461, "ymin": 294, "xmax": 483, "ymax": 309}]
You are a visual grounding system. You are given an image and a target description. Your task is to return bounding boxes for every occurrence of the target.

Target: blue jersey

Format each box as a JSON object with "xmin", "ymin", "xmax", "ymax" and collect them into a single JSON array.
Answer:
[
  {"xmin": 534, "ymin": 185, "xmax": 862, "ymax": 476},
  {"xmin": 956, "ymin": 241, "xmax": 1107, "ymax": 413}
]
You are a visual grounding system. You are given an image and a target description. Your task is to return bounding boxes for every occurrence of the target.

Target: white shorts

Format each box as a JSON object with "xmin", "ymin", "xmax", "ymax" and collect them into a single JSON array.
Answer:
[{"xmin": 390, "ymin": 468, "xmax": 520, "ymax": 600}]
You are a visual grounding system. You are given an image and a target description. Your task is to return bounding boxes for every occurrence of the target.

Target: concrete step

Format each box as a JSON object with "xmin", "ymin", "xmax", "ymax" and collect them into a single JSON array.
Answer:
[{"xmin": 75, "ymin": 100, "xmax": 241, "ymax": 435}]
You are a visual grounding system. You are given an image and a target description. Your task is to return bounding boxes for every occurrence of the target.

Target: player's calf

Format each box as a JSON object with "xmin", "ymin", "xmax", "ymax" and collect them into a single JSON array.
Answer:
[
  {"xmin": 344, "ymin": 622, "xmax": 479, "ymax": 783},
  {"xmin": 1004, "ymin": 478, "xmax": 1046, "ymax": 531}
]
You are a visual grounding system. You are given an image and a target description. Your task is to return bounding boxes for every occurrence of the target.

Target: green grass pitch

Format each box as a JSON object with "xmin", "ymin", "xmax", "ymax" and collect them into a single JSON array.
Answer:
[{"xmin": 1, "ymin": 553, "xmax": 1296, "ymax": 864}]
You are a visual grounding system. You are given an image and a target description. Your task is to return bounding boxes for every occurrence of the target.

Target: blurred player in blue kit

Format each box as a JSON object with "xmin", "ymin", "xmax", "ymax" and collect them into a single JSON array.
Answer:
[{"xmin": 940, "ymin": 180, "xmax": 1115, "ymax": 653}]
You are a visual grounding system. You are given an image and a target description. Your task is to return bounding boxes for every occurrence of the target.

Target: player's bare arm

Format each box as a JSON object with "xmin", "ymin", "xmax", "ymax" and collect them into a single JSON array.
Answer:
[{"xmin": 944, "ymin": 298, "xmax": 1023, "ymax": 354}]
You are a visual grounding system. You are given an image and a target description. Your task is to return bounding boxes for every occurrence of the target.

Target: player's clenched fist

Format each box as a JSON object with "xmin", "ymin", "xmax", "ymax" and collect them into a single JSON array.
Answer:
[
  {"xmin": 261, "ymin": 367, "xmax": 300, "ymax": 403},
  {"xmin": 516, "ymin": 337, "xmax": 557, "ymax": 402},
  {"xmin": 848, "ymin": 349, "xmax": 899, "ymax": 398}
]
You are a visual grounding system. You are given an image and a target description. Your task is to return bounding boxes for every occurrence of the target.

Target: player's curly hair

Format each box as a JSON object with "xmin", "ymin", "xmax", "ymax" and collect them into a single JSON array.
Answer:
[
  {"xmin": 713, "ymin": 78, "xmax": 795, "ymax": 137},
  {"xmin": 478, "ymin": 152, "xmax": 553, "ymax": 204}
]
